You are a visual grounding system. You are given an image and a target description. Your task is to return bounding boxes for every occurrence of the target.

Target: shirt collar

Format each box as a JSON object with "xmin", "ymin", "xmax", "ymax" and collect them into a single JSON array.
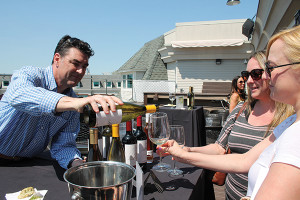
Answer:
[{"xmin": 46, "ymin": 66, "xmax": 58, "ymax": 92}]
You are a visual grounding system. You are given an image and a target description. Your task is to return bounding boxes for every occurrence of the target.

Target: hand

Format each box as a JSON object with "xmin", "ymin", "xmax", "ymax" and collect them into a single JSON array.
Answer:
[
  {"xmin": 70, "ymin": 158, "xmax": 85, "ymax": 168},
  {"xmin": 82, "ymin": 95, "xmax": 123, "ymax": 114},
  {"xmin": 157, "ymin": 140, "xmax": 185, "ymax": 158},
  {"xmin": 56, "ymin": 95, "xmax": 123, "ymax": 113}
]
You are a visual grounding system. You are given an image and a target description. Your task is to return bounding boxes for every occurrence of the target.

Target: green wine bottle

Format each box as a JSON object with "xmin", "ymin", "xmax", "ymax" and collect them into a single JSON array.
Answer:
[
  {"xmin": 107, "ymin": 124, "xmax": 125, "ymax": 163},
  {"xmin": 81, "ymin": 102, "xmax": 158, "ymax": 127},
  {"xmin": 187, "ymin": 86, "xmax": 195, "ymax": 110}
]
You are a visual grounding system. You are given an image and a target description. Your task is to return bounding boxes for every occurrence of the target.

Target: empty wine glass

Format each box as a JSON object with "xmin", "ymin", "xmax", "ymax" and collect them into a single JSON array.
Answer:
[
  {"xmin": 149, "ymin": 112, "xmax": 171, "ymax": 172},
  {"xmin": 169, "ymin": 92, "xmax": 175, "ymax": 106},
  {"xmin": 167, "ymin": 125, "xmax": 185, "ymax": 176}
]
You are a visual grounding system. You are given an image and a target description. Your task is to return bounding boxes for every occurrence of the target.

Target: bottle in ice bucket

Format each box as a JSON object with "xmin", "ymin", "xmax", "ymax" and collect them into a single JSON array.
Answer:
[
  {"xmin": 80, "ymin": 102, "xmax": 158, "ymax": 127},
  {"xmin": 107, "ymin": 124, "xmax": 125, "ymax": 162}
]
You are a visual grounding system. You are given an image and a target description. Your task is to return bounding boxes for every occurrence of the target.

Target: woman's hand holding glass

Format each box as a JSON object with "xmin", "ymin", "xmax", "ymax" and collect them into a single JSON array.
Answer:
[
  {"xmin": 156, "ymin": 140, "xmax": 187, "ymax": 160},
  {"xmin": 167, "ymin": 125, "xmax": 185, "ymax": 176},
  {"xmin": 148, "ymin": 112, "xmax": 171, "ymax": 172}
]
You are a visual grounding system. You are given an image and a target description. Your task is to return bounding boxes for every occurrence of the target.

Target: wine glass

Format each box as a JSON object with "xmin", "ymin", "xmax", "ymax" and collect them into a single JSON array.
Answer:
[
  {"xmin": 149, "ymin": 112, "xmax": 171, "ymax": 172},
  {"xmin": 169, "ymin": 92, "xmax": 175, "ymax": 106},
  {"xmin": 167, "ymin": 125, "xmax": 185, "ymax": 176}
]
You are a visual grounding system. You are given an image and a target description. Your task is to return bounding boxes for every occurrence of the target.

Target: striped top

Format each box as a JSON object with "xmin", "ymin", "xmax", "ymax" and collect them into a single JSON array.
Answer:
[
  {"xmin": 0, "ymin": 66, "xmax": 81, "ymax": 169},
  {"xmin": 215, "ymin": 102, "xmax": 273, "ymax": 200}
]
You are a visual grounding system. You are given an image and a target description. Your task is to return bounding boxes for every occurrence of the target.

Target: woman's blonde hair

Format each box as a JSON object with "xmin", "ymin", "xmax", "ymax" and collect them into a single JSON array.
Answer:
[
  {"xmin": 266, "ymin": 25, "xmax": 300, "ymax": 67},
  {"xmin": 245, "ymin": 51, "xmax": 294, "ymax": 137}
]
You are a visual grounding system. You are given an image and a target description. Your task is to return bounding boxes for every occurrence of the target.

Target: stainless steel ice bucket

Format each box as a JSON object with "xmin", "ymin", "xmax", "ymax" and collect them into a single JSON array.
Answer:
[{"xmin": 64, "ymin": 161, "xmax": 136, "ymax": 200}]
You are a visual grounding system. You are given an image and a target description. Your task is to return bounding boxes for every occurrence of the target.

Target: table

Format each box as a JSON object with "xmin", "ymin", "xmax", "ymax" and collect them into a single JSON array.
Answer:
[
  {"xmin": 0, "ymin": 157, "xmax": 69, "ymax": 200},
  {"xmin": 0, "ymin": 154, "xmax": 214, "ymax": 200},
  {"xmin": 131, "ymin": 154, "xmax": 215, "ymax": 200},
  {"xmin": 160, "ymin": 106, "xmax": 206, "ymax": 147}
]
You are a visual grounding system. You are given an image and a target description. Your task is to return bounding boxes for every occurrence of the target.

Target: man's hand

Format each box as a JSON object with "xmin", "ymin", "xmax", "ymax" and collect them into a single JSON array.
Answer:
[
  {"xmin": 69, "ymin": 158, "xmax": 85, "ymax": 168},
  {"xmin": 56, "ymin": 95, "xmax": 123, "ymax": 113}
]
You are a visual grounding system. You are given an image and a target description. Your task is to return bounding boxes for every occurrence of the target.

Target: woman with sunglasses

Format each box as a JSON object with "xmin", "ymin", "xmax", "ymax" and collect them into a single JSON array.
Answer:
[
  {"xmin": 228, "ymin": 76, "xmax": 246, "ymax": 113},
  {"xmin": 159, "ymin": 26, "xmax": 300, "ymax": 200},
  {"xmin": 157, "ymin": 51, "xmax": 294, "ymax": 200}
]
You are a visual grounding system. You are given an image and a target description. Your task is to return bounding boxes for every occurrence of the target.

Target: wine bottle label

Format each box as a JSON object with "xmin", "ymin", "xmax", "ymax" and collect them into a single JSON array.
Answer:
[
  {"xmin": 147, "ymin": 150, "xmax": 153, "ymax": 163},
  {"xmin": 137, "ymin": 140, "xmax": 147, "ymax": 163},
  {"xmin": 95, "ymin": 110, "xmax": 122, "ymax": 126},
  {"xmin": 124, "ymin": 144, "xmax": 137, "ymax": 166}
]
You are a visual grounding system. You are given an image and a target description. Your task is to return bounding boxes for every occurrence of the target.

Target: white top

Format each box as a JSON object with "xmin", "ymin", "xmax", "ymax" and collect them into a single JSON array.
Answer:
[{"xmin": 247, "ymin": 114, "xmax": 300, "ymax": 198}]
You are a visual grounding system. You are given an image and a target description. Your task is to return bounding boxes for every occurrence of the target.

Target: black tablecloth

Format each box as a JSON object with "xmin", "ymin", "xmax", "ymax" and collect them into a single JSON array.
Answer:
[
  {"xmin": 0, "ymin": 153, "xmax": 214, "ymax": 200},
  {"xmin": 0, "ymin": 157, "xmax": 69, "ymax": 200},
  {"xmin": 131, "ymin": 154, "xmax": 215, "ymax": 200},
  {"xmin": 160, "ymin": 106, "xmax": 206, "ymax": 147}
]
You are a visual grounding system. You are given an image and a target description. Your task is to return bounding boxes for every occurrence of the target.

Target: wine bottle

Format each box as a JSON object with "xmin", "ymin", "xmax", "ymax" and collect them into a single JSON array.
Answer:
[
  {"xmin": 81, "ymin": 102, "xmax": 158, "ymax": 127},
  {"xmin": 144, "ymin": 113, "xmax": 153, "ymax": 163},
  {"xmin": 122, "ymin": 120, "xmax": 137, "ymax": 167},
  {"xmin": 101, "ymin": 125, "xmax": 112, "ymax": 161},
  {"xmin": 134, "ymin": 116, "xmax": 147, "ymax": 168},
  {"xmin": 187, "ymin": 86, "xmax": 195, "ymax": 110},
  {"xmin": 87, "ymin": 127, "xmax": 103, "ymax": 162},
  {"xmin": 107, "ymin": 124, "xmax": 125, "ymax": 162}
]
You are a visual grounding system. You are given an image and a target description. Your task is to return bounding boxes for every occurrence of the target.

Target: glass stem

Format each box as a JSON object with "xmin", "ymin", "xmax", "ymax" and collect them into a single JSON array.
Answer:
[{"xmin": 173, "ymin": 160, "xmax": 177, "ymax": 172}]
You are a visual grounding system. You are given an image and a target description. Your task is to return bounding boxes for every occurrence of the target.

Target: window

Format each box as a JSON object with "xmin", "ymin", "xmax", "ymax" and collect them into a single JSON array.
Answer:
[
  {"xmin": 127, "ymin": 74, "xmax": 133, "ymax": 88},
  {"xmin": 122, "ymin": 74, "xmax": 133, "ymax": 89},
  {"xmin": 117, "ymin": 82, "xmax": 121, "ymax": 88},
  {"xmin": 123, "ymin": 75, "xmax": 126, "ymax": 88},
  {"xmin": 106, "ymin": 81, "xmax": 112, "ymax": 88},
  {"xmin": 93, "ymin": 81, "xmax": 101, "ymax": 88},
  {"xmin": 2, "ymin": 81, "xmax": 9, "ymax": 88}
]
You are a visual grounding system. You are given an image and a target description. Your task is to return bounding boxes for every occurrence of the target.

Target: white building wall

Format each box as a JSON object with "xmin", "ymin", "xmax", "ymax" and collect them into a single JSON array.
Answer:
[
  {"xmin": 133, "ymin": 80, "xmax": 176, "ymax": 103},
  {"xmin": 166, "ymin": 62, "xmax": 176, "ymax": 81},
  {"xmin": 174, "ymin": 60, "xmax": 246, "ymax": 93}
]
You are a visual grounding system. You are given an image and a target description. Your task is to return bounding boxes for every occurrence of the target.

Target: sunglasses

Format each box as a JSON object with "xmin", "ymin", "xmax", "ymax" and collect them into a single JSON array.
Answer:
[
  {"xmin": 241, "ymin": 69, "xmax": 264, "ymax": 81},
  {"xmin": 238, "ymin": 80, "xmax": 245, "ymax": 84},
  {"xmin": 265, "ymin": 61, "xmax": 300, "ymax": 77}
]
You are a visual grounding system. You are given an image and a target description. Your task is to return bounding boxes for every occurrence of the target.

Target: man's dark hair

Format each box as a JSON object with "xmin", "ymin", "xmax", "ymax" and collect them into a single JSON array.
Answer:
[{"xmin": 52, "ymin": 35, "xmax": 94, "ymax": 64}]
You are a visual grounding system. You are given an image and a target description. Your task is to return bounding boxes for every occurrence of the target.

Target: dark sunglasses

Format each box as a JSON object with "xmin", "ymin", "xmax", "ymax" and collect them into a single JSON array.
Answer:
[
  {"xmin": 265, "ymin": 61, "xmax": 300, "ymax": 77},
  {"xmin": 241, "ymin": 69, "xmax": 264, "ymax": 81},
  {"xmin": 238, "ymin": 80, "xmax": 245, "ymax": 84}
]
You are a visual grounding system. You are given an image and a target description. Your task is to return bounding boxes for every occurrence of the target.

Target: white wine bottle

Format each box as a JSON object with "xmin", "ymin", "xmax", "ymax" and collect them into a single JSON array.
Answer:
[
  {"xmin": 122, "ymin": 120, "xmax": 137, "ymax": 167},
  {"xmin": 87, "ymin": 127, "xmax": 103, "ymax": 162},
  {"xmin": 134, "ymin": 115, "xmax": 147, "ymax": 169},
  {"xmin": 101, "ymin": 125, "xmax": 112, "ymax": 161},
  {"xmin": 81, "ymin": 102, "xmax": 158, "ymax": 127},
  {"xmin": 107, "ymin": 124, "xmax": 125, "ymax": 162},
  {"xmin": 187, "ymin": 86, "xmax": 195, "ymax": 110}
]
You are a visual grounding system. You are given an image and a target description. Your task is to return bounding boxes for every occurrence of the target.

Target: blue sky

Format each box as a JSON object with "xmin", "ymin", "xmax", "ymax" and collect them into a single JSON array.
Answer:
[{"xmin": 0, "ymin": 0, "xmax": 259, "ymax": 75}]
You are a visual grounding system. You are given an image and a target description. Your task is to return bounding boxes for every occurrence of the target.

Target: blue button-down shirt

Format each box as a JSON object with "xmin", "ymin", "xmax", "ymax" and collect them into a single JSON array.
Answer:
[{"xmin": 0, "ymin": 66, "xmax": 81, "ymax": 169}]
